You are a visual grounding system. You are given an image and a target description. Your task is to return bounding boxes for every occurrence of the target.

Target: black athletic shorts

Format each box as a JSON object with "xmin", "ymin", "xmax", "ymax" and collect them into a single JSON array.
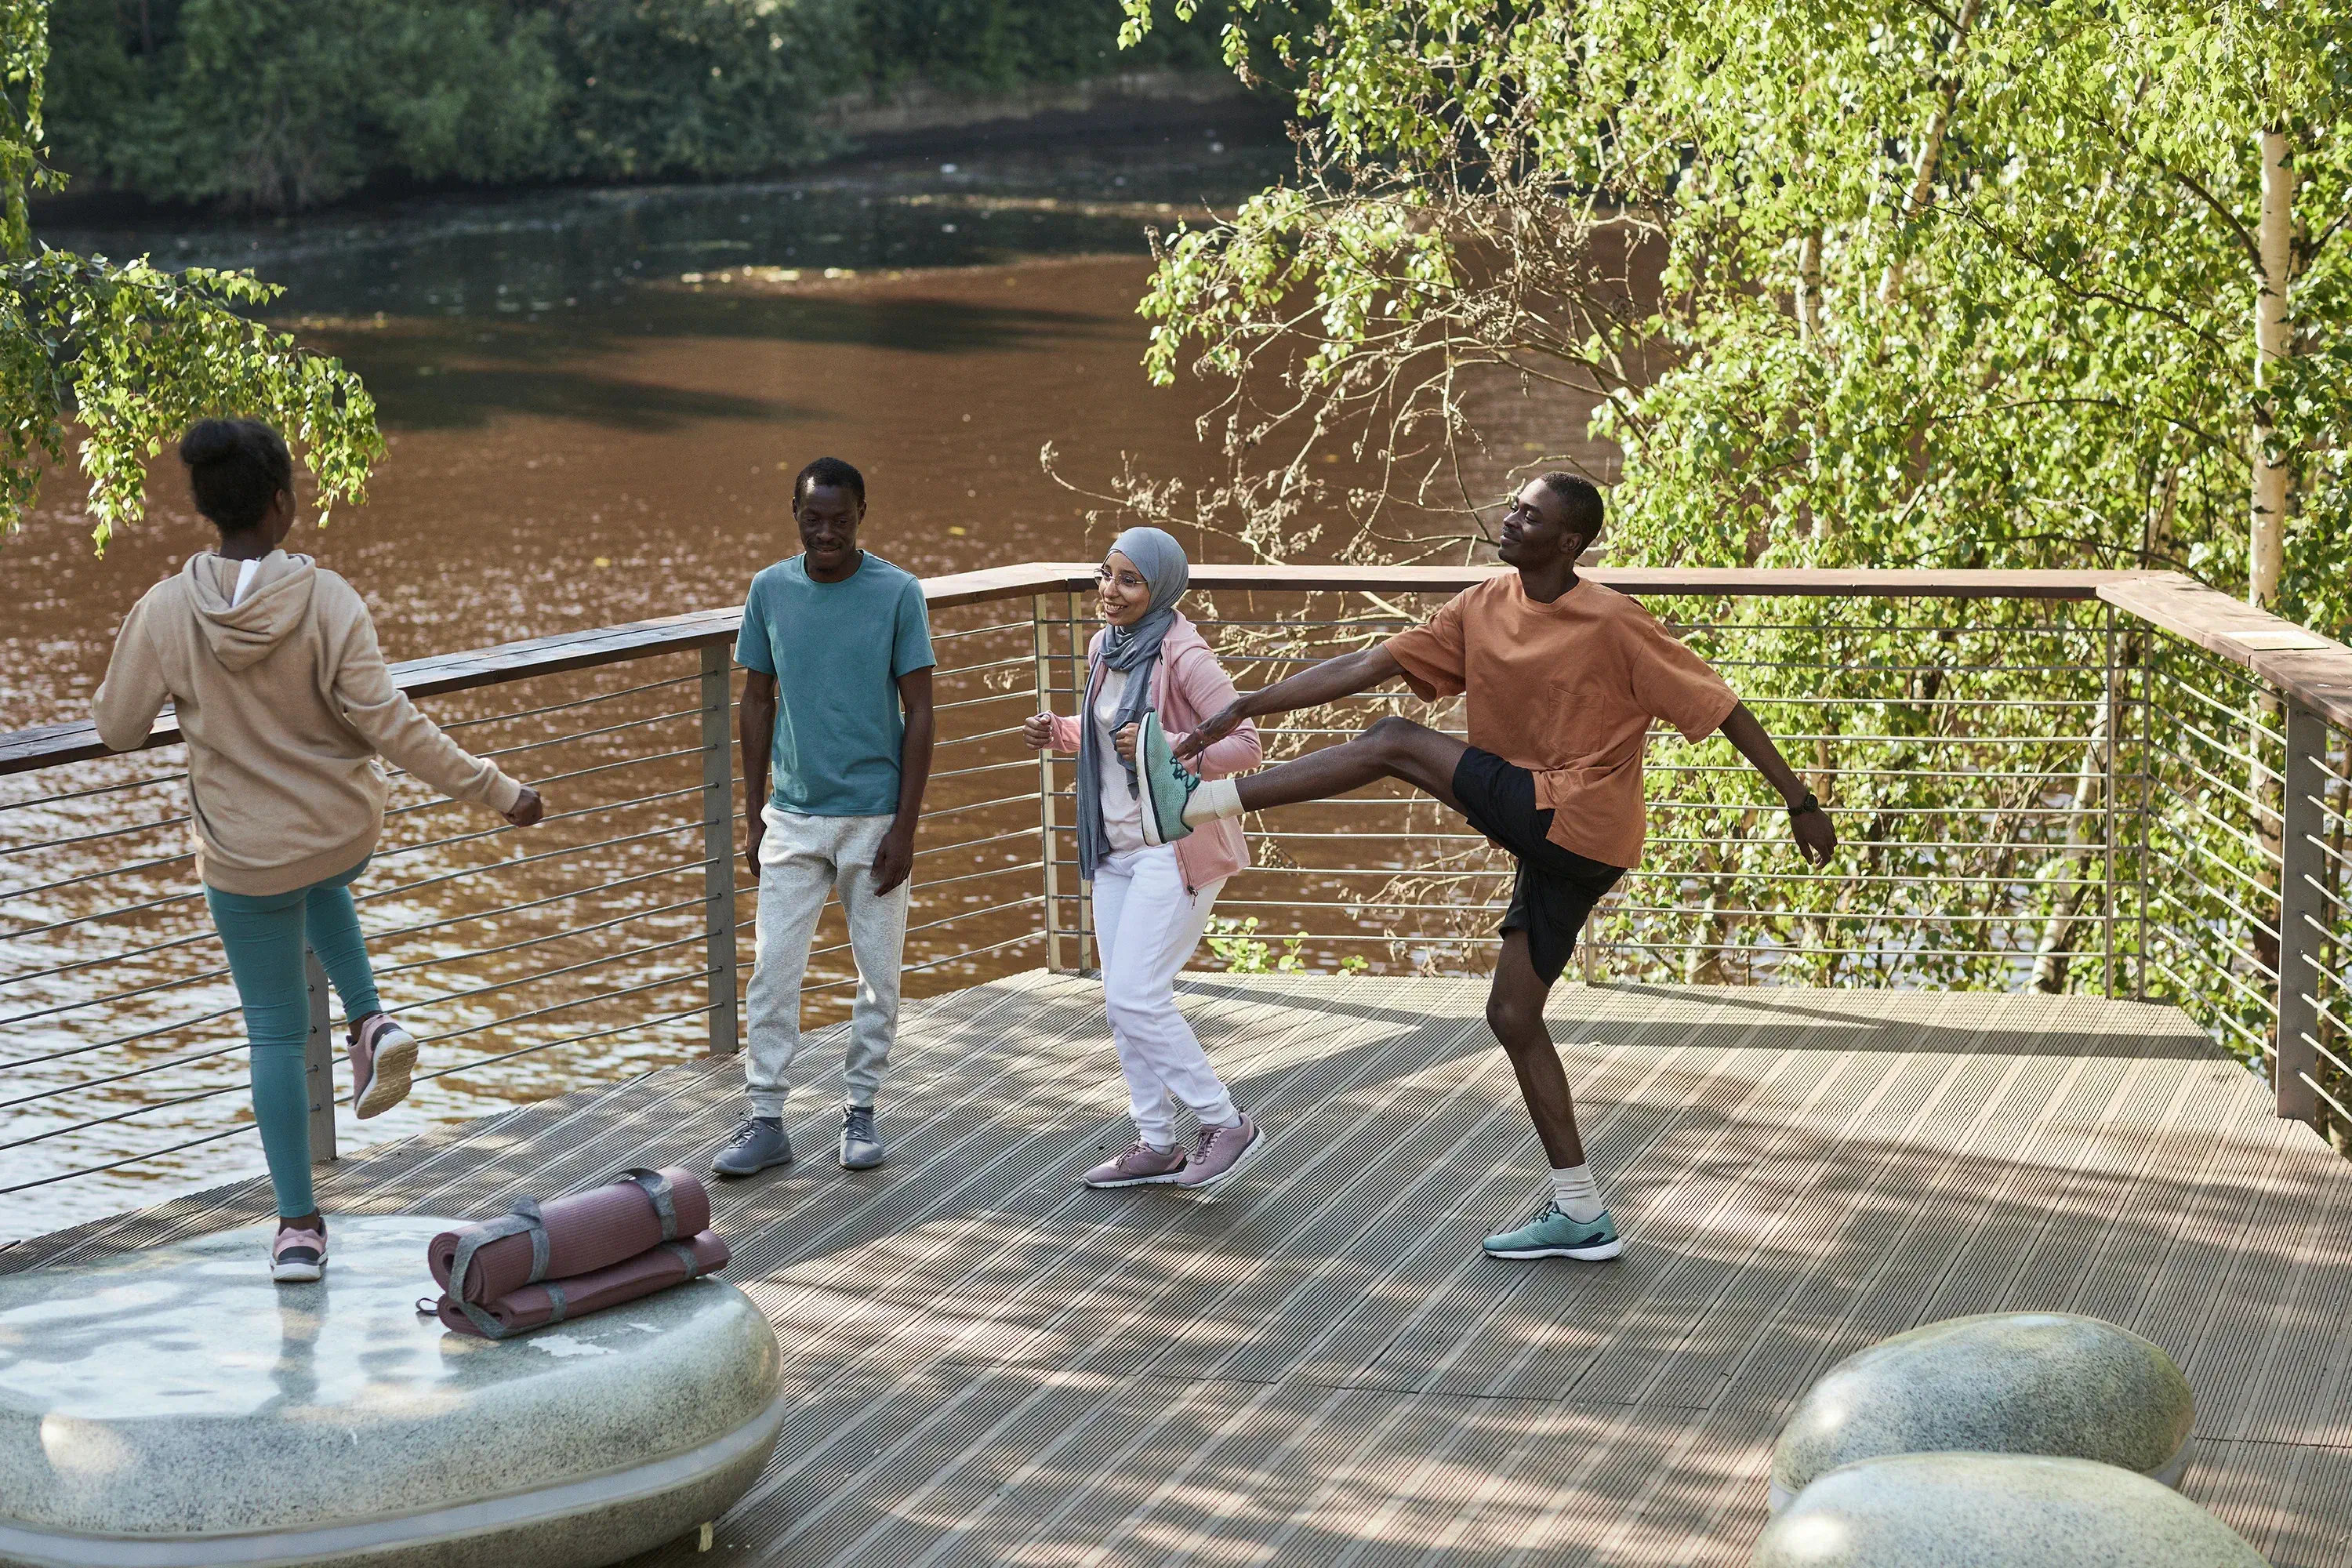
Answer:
[{"xmin": 1450, "ymin": 746, "xmax": 1626, "ymax": 985}]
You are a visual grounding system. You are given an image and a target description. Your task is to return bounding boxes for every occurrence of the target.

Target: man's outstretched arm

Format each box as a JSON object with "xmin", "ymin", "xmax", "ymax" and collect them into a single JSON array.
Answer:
[
  {"xmin": 1717, "ymin": 702, "xmax": 1837, "ymax": 866},
  {"xmin": 1177, "ymin": 645, "xmax": 1407, "ymax": 759}
]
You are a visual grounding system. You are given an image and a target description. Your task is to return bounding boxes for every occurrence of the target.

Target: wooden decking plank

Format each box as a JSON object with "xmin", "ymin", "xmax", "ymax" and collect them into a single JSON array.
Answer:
[
  {"xmin": 1371, "ymin": 993, "xmax": 1780, "ymax": 1397},
  {"xmin": 1264, "ymin": 1004, "xmax": 1731, "ymax": 1394},
  {"xmin": 1629, "ymin": 990, "xmax": 1977, "ymax": 1413},
  {"xmin": 2175, "ymin": 1111, "xmax": 2352, "ymax": 1446},
  {"xmin": 15, "ymin": 971, "xmax": 2350, "ymax": 1568},
  {"xmin": 1569, "ymin": 1018, "xmax": 1900, "ymax": 1405},
  {"xmin": 740, "ymin": 977, "xmax": 1429, "ymax": 1392},
  {"xmin": 1703, "ymin": 1014, "xmax": 2013, "ymax": 1410}
]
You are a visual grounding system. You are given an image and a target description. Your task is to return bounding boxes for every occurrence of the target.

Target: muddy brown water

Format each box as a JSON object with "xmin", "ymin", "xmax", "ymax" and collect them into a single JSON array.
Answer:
[{"xmin": 1, "ymin": 146, "xmax": 1597, "ymax": 1238}]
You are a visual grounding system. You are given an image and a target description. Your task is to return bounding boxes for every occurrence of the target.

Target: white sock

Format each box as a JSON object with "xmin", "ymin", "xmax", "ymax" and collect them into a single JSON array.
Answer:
[
  {"xmin": 1548, "ymin": 1164, "xmax": 1603, "ymax": 1222},
  {"xmin": 1182, "ymin": 775, "xmax": 1243, "ymax": 826}
]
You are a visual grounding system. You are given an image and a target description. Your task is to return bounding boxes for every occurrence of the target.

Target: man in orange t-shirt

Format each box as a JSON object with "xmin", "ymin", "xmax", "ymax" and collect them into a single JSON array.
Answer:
[{"xmin": 1143, "ymin": 473, "xmax": 1835, "ymax": 1262}]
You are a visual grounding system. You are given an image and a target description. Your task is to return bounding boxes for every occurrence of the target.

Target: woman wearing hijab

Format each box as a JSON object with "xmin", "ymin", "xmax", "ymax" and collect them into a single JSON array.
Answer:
[{"xmin": 1022, "ymin": 529, "xmax": 1265, "ymax": 1189}]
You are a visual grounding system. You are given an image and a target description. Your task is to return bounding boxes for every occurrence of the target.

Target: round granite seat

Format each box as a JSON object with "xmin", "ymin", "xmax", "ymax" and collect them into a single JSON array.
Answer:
[
  {"xmin": 0, "ymin": 1214, "xmax": 785, "ymax": 1568},
  {"xmin": 1752, "ymin": 1452, "xmax": 2264, "ymax": 1568},
  {"xmin": 1768, "ymin": 1312, "xmax": 2193, "ymax": 1511}
]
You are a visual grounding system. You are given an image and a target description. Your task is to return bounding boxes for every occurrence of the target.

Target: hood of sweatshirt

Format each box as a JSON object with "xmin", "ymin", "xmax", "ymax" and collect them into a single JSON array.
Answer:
[{"xmin": 183, "ymin": 550, "xmax": 318, "ymax": 672}]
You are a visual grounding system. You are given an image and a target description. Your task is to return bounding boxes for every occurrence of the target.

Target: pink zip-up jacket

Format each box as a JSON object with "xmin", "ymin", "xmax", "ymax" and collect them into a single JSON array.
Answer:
[{"xmin": 1047, "ymin": 613, "xmax": 1261, "ymax": 893}]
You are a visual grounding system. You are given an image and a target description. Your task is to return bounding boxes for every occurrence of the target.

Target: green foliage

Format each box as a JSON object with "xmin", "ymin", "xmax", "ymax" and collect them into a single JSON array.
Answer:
[
  {"xmin": 2, "ymin": 2, "xmax": 382, "ymax": 548},
  {"xmin": 539, "ymin": 0, "xmax": 851, "ymax": 180},
  {"xmin": 1122, "ymin": 0, "xmax": 2350, "ymax": 1072},
  {"xmin": 1124, "ymin": 0, "xmax": 2352, "ymax": 638},
  {"xmin": 48, "ymin": 0, "xmax": 560, "ymax": 209},
  {"xmin": 1205, "ymin": 915, "xmax": 1308, "ymax": 973},
  {"xmin": 850, "ymin": 0, "xmax": 1252, "ymax": 96},
  {"xmin": 39, "ymin": 0, "xmax": 1269, "ymax": 208}
]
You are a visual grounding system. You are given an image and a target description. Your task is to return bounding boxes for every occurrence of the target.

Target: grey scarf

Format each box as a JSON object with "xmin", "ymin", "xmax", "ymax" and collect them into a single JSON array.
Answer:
[{"xmin": 1076, "ymin": 527, "xmax": 1190, "ymax": 880}]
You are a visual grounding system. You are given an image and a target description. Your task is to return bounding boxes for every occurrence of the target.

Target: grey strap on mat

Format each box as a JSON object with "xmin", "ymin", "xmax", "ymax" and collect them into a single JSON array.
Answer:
[
  {"xmin": 445, "ymin": 1198, "xmax": 554, "ymax": 1341},
  {"xmin": 617, "ymin": 1168, "xmax": 680, "ymax": 1241}
]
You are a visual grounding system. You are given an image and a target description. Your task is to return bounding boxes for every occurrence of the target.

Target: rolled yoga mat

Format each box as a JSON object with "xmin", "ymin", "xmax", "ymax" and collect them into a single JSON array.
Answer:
[
  {"xmin": 426, "ymin": 1168, "xmax": 728, "ymax": 1339},
  {"xmin": 435, "ymin": 1230, "xmax": 732, "ymax": 1338},
  {"xmin": 428, "ymin": 1167, "xmax": 713, "ymax": 1304}
]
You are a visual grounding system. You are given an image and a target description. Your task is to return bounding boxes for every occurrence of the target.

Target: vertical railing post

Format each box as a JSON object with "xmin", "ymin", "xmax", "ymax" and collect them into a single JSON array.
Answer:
[
  {"xmin": 2276, "ymin": 700, "xmax": 2327, "ymax": 1123},
  {"xmin": 2101, "ymin": 608, "xmax": 2119, "ymax": 996},
  {"xmin": 2134, "ymin": 636, "xmax": 2152, "ymax": 1001},
  {"xmin": 1034, "ymin": 595, "xmax": 1066, "ymax": 973},
  {"xmin": 701, "ymin": 643, "xmax": 740, "ymax": 1056},
  {"xmin": 303, "ymin": 947, "xmax": 336, "ymax": 1164},
  {"xmin": 1069, "ymin": 589, "xmax": 1096, "ymax": 971}
]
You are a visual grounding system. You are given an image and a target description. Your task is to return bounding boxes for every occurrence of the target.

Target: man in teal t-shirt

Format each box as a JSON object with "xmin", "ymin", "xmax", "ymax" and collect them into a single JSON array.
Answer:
[{"xmin": 714, "ymin": 456, "xmax": 935, "ymax": 1179}]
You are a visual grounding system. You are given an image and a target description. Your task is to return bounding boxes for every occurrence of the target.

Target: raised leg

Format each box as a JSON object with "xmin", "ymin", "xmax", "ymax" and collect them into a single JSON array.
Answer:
[
  {"xmin": 1484, "ymin": 928, "xmax": 1586, "ymax": 1169},
  {"xmin": 1232, "ymin": 715, "xmax": 1469, "ymax": 815}
]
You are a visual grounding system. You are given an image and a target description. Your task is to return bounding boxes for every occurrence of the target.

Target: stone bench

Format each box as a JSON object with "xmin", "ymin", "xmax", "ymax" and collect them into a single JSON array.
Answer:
[
  {"xmin": 1769, "ymin": 1312, "xmax": 2194, "ymax": 1511},
  {"xmin": 1754, "ymin": 1452, "xmax": 2267, "ymax": 1567},
  {"xmin": 0, "ymin": 1214, "xmax": 784, "ymax": 1568}
]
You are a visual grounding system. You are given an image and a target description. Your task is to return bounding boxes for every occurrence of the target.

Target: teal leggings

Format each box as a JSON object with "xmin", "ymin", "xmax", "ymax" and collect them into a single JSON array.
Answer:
[{"xmin": 205, "ymin": 860, "xmax": 380, "ymax": 1218}]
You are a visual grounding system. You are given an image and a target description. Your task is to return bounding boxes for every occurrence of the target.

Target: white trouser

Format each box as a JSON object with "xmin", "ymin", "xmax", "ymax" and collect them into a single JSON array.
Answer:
[
  {"xmin": 1090, "ymin": 844, "xmax": 1234, "ymax": 1147},
  {"xmin": 744, "ymin": 804, "xmax": 909, "ymax": 1115}
]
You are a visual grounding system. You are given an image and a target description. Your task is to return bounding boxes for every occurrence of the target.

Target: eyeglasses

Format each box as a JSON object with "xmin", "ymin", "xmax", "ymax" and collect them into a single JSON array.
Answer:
[{"xmin": 1096, "ymin": 567, "xmax": 1147, "ymax": 590}]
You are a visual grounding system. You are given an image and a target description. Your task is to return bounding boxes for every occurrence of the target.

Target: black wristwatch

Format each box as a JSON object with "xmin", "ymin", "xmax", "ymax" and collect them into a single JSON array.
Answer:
[{"xmin": 1788, "ymin": 791, "xmax": 1822, "ymax": 819}]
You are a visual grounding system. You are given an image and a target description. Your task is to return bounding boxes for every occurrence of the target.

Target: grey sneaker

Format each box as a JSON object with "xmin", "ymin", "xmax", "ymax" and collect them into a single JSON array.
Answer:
[
  {"xmin": 712, "ymin": 1116, "xmax": 793, "ymax": 1178},
  {"xmin": 1135, "ymin": 712, "xmax": 1199, "ymax": 848},
  {"xmin": 1483, "ymin": 1204, "xmax": 1622, "ymax": 1261},
  {"xmin": 1082, "ymin": 1140, "xmax": 1189, "ymax": 1188},
  {"xmin": 838, "ymin": 1104, "xmax": 884, "ymax": 1171},
  {"xmin": 1173, "ymin": 1113, "xmax": 1263, "ymax": 1189}
]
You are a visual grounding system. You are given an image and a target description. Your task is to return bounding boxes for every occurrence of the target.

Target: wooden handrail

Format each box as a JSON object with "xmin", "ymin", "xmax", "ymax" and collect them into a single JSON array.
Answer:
[{"xmin": 6, "ymin": 562, "xmax": 2347, "ymax": 776}]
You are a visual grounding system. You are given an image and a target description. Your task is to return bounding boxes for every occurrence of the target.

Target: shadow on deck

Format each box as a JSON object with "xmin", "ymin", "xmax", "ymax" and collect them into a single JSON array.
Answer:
[{"xmin": 12, "ymin": 971, "xmax": 2351, "ymax": 1566}]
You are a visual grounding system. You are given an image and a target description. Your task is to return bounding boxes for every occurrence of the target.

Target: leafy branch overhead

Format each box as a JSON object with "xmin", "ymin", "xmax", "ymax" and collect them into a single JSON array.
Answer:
[
  {"xmin": 1119, "ymin": 0, "xmax": 2351, "ymax": 637},
  {"xmin": 1, "ymin": 0, "xmax": 382, "ymax": 551}
]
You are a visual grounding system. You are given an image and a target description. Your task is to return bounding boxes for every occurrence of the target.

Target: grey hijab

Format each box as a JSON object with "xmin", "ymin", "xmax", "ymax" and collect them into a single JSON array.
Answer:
[{"xmin": 1076, "ymin": 527, "xmax": 1190, "ymax": 880}]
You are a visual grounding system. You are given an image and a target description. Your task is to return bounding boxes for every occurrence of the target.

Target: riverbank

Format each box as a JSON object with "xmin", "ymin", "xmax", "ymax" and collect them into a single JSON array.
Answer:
[{"xmin": 27, "ymin": 64, "xmax": 1277, "ymax": 231}]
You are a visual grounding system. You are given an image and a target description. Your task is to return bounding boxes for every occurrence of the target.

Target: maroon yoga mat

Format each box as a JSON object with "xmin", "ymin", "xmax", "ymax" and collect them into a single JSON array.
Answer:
[
  {"xmin": 434, "ymin": 1231, "xmax": 731, "ymax": 1339},
  {"xmin": 428, "ymin": 1167, "xmax": 713, "ymax": 1304}
]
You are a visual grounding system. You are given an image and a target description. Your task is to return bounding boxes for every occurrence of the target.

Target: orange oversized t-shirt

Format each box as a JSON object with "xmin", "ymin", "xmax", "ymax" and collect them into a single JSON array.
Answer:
[{"xmin": 1383, "ymin": 575, "xmax": 1739, "ymax": 869}]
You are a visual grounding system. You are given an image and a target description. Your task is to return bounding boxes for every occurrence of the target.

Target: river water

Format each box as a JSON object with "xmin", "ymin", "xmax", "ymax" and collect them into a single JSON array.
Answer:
[{"xmin": 1, "ymin": 125, "xmax": 1599, "ymax": 1240}]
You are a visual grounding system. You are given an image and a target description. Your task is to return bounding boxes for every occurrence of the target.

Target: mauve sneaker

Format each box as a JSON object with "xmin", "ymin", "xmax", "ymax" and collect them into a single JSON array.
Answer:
[
  {"xmin": 348, "ymin": 1012, "xmax": 417, "ymax": 1120},
  {"xmin": 1083, "ymin": 1141, "xmax": 1189, "ymax": 1188},
  {"xmin": 1173, "ymin": 1114, "xmax": 1263, "ymax": 1189},
  {"xmin": 270, "ymin": 1225, "xmax": 327, "ymax": 1283}
]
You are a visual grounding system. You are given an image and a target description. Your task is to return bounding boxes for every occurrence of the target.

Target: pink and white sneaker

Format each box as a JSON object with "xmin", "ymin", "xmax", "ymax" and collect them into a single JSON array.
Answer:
[
  {"xmin": 1082, "ymin": 1141, "xmax": 1189, "ymax": 1188},
  {"xmin": 1174, "ymin": 1114, "xmax": 1265, "ymax": 1189},
  {"xmin": 270, "ymin": 1225, "xmax": 327, "ymax": 1283},
  {"xmin": 349, "ymin": 1012, "xmax": 417, "ymax": 1120}
]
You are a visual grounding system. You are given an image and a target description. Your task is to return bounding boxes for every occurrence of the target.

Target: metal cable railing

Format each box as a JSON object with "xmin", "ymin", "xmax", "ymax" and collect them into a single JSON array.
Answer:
[
  {"xmin": 5, "ymin": 561, "xmax": 2347, "ymax": 1236},
  {"xmin": 0, "ymin": 600, "xmax": 1047, "ymax": 1231}
]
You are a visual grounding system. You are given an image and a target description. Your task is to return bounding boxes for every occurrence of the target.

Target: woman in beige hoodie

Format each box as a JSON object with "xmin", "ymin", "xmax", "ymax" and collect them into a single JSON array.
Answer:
[{"xmin": 93, "ymin": 419, "xmax": 546, "ymax": 1282}]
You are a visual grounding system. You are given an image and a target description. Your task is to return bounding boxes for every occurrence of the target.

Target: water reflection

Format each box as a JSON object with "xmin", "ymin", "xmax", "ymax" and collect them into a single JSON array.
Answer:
[{"xmin": 2, "ymin": 124, "xmax": 1594, "ymax": 1242}]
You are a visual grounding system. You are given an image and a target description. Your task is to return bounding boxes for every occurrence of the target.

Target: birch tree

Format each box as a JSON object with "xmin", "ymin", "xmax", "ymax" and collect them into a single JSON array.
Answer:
[
  {"xmin": 1109, "ymin": 0, "xmax": 2349, "ymax": 1004},
  {"xmin": 1122, "ymin": 0, "xmax": 2350, "ymax": 628},
  {"xmin": 1, "ymin": 0, "xmax": 382, "ymax": 551}
]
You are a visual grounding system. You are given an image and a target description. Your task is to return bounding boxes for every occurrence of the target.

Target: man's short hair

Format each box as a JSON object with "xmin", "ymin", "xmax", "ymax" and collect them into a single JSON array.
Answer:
[
  {"xmin": 793, "ymin": 456, "xmax": 866, "ymax": 510},
  {"xmin": 1535, "ymin": 471, "xmax": 1603, "ymax": 546}
]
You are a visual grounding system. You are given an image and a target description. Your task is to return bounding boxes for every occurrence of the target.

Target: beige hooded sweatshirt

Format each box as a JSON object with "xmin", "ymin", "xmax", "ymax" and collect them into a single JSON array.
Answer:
[{"xmin": 93, "ymin": 551, "xmax": 523, "ymax": 896}]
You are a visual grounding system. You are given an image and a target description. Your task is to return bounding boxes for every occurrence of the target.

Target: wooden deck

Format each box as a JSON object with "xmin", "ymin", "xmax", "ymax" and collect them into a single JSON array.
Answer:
[{"xmin": 13, "ymin": 971, "xmax": 2352, "ymax": 1566}]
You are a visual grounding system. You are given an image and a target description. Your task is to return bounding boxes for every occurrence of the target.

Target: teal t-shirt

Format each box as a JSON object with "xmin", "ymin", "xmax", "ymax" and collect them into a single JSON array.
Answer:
[{"xmin": 735, "ymin": 552, "xmax": 935, "ymax": 817}]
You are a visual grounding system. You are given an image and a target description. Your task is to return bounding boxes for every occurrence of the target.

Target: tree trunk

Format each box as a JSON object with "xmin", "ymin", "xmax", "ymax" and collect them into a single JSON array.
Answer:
[
  {"xmin": 2031, "ymin": 690, "xmax": 2114, "ymax": 993},
  {"xmin": 1796, "ymin": 230, "xmax": 1824, "ymax": 341},
  {"xmin": 1880, "ymin": 0, "xmax": 1985, "ymax": 306},
  {"xmin": 2249, "ymin": 129, "xmax": 2298, "ymax": 985},
  {"xmin": 2250, "ymin": 128, "xmax": 2296, "ymax": 609}
]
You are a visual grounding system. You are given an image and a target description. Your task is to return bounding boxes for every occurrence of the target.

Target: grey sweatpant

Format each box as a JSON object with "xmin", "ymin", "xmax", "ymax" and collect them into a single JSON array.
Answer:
[{"xmin": 743, "ymin": 804, "xmax": 909, "ymax": 1116}]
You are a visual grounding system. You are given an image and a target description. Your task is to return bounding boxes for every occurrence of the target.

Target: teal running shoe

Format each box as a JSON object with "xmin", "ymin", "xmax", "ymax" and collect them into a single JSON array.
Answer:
[
  {"xmin": 1483, "ymin": 1204, "xmax": 1623, "ymax": 1261},
  {"xmin": 1135, "ymin": 711, "xmax": 1199, "ymax": 847}
]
